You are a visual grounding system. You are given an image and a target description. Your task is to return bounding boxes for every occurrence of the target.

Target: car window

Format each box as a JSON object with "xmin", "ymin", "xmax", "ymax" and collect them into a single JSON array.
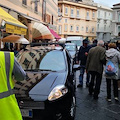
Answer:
[
  {"xmin": 71, "ymin": 40, "xmax": 82, "ymax": 47},
  {"xmin": 66, "ymin": 50, "xmax": 72, "ymax": 72},
  {"xmin": 40, "ymin": 50, "xmax": 66, "ymax": 71},
  {"xmin": 65, "ymin": 45, "xmax": 76, "ymax": 51},
  {"xmin": 17, "ymin": 49, "xmax": 66, "ymax": 71}
]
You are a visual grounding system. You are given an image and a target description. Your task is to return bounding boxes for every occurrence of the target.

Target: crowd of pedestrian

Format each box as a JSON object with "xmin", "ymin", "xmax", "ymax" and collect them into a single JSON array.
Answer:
[
  {"xmin": 1, "ymin": 38, "xmax": 120, "ymax": 120},
  {"xmin": 77, "ymin": 38, "xmax": 120, "ymax": 102}
]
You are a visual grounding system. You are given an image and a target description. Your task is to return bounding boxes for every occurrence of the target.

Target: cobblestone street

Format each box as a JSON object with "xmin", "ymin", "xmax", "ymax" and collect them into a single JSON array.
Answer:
[{"xmin": 75, "ymin": 71, "xmax": 120, "ymax": 120}]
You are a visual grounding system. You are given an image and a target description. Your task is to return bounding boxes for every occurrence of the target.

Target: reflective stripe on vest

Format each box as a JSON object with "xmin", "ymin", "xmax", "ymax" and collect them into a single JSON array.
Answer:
[{"xmin": 0, "ymin": 52, "xmax": 14, "ymax": 99}]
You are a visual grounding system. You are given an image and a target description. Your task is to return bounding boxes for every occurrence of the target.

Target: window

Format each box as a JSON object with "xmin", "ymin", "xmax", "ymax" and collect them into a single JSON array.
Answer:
[
  {"xmin": 77, "ymin": 9, "xmax": 79, "ymax": 17},
  {"xmin": 92, "ymin": 27, "xmax": 94, "ymax": 33},
  {"xmin": 86, "ymin": 27, "xmax": 88, "ymax": 32},
  {"xmin": 76, "ymin": 26, "xmax": 79, "ymax": 32},
  {"xmin": 22, "ymin": 0, "xmax": 27, "ymax": 5},
  {"xmin": 92, "ymin": 12, "xmax": 95, "ymax": 18},
  {"xmin": 119, "ymin": 14, "xmax": 120, "ymax": 22},
  {"xmin": 59, "ymin": 19, "xmax": 61, "ymax": 23},
  {"xmin": 70, "ymin": 25, "xmax": 73, "ymax": 31},
  {"xmin": 81, "ymin": 26, "xmax": 84, "ymax": 31},
  {"xmin": 87, "ymin": 11, "xmax": 89, "ymax": 17},
  {"xmin": 97, "ymin": 24, "xmax": 99, "ymax": 30},
  {"xmin": 118, "ymin": 26, "xmax": 120, "ymax": 32},
  {"xmin": 65, "ymin": 45, "xmax": 76, "ymax": 51},
  {"xmin": 35, "ymin": 1, "xmax": 38, "ymax": 12},
  {"xmin": 52, "ymin": 15, "xmax": 54, "ymax": 25},
  {"xmin": 104, "ymin": 25, "xmax": 106, "ymax": 31},
  {"xmin": 104, "ymin": 12, "xmax": 106, "ymax": 19},
  {"xmin": 40, "ymin": 51, "xmax": 66, "ymax": 71},
  {"xmin": 65, "ymin": 19, "xmax": 67, "ymax": 23},
  {"xmin": 71, "ymin": 8, "xmax": 74, "ymax": 16},
  {"xmin": 42, "ymin": 0, "xmax": 46, "ymax": 22},
  {"xmin": 58, "ymin": 7, "xmax": 61, "ymax": 13},
  {"xmin": 65, "ymin": 7, "xmax": 68, "ymax": 15},
  {"xmin": 58, "ymin": 7, "xmax": 62, "ymax": 17},
  {"xmin": 17, "ymin": 50, "xmax": 66, "ymax": 71},
  {"xmin": 46, "ymin": 14, "xmax": 50, "ymax": 24},
  {"xmin": 86, "ymin": 11, "xmax": 89, "ymax": 19},
  {"xmin": 59, "ymin": 25, "xmax": 62, "ymax": 34},
  {"xmin": 98, "ymin": 11, "xmax": 100, "ymax": 18},
  {"xmin": 64, "ymin": 25, "xmax": 68, "ymax": 32},
  {"xmin": 103, "ymin": 33, "xmax": 106, "ymax": 40}
]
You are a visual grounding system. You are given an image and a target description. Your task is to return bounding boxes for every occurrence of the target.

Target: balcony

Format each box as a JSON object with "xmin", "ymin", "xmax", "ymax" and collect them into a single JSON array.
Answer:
[
  {"xmin": 116, "ymin": 20, "xmax": 120, "ymax": 24},
  {"xmin": 76, "ymin": 15, "xmax": 81, "ymax": 19},
  {"xmin": 70, "ymin": 14, "xmax": 75, "ymax": 19},
  {"xmin": 112, "ymin": 19, "xmax": 120, "ymax": 23},
  {"xmin": 58, "ymin": 12, "xmax": 62, "ymax": 17},
  {"xmin": 86, "ymin": 16, "xmax": 90, "ymax": 21},
  {"xmin": 98, "ymin": 16, "xmax": 102, "ymax": 20},
  {"xmin": 104, "ymin": 17, "xmax": 108, "ymax": 20}
]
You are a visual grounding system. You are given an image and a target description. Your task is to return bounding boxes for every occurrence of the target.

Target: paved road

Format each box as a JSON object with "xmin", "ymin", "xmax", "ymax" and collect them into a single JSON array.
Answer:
[{"xmin": 75, "ymin": 71, "xmax": 120, "ymax": 120}]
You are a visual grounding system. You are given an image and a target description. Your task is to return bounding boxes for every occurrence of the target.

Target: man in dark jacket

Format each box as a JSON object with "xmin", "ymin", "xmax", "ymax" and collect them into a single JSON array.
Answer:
[
  {"xmin": 77, "ymin": 39, "xmax": 91, "ymax": 87},
  {"xmin": 86, "ymin": 40, "xmax": 106, "ymax": 99}
]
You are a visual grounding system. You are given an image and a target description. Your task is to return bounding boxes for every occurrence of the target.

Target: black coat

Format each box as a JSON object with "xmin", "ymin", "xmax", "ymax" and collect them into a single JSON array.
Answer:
[{"xmin": 78, "ymin": 45, "xmax": 91, "ymax": 66}]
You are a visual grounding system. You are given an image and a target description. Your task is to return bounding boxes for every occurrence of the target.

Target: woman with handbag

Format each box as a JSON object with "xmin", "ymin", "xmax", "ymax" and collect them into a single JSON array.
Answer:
[{"xmin": 105, "ymin": 43, "xmax": 120, "ymax": 102}]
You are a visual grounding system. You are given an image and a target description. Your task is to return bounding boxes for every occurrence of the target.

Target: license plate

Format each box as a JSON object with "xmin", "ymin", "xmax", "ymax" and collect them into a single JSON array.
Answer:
[{"xmin": 21, "ymin": 109, "xmax": 32, "ymax": 118}]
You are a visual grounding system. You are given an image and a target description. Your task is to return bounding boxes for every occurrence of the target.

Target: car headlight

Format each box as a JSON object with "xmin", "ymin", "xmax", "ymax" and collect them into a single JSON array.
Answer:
[{"xmin": 48, "ymin": 85, "xmax": 68, "ymax": 101}]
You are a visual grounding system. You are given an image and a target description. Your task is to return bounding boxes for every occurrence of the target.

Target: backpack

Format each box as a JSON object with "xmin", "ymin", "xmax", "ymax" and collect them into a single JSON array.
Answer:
[{"xmin": 105, "ymin": 60, "xmax": 117, "ymax": 76}]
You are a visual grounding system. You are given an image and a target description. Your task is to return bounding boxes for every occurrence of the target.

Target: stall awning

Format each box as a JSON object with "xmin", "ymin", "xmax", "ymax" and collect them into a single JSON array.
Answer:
[
  {"xmin": 48, "ymin": 28, "xmax": 61, "ymax": 39},
  {"xmin": 0, "ymin": 7, "xmax": 27, "ymax": 35},
  {"xmin": 19, "ymin": 13, "xmax": 40, "ymax": 22},
  {"xmin": 32, "ymin": 22, "xmax": 54, "ymax": 40}
]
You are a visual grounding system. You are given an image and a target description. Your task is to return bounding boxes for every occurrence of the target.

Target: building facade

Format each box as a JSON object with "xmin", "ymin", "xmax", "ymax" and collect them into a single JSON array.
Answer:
[
  {"xmin": 112, "ymin": 3, "xmax": 120, "ymax": 38},
  {"xmin": 96, "ymin": 4, "xmax": 113, "ymax": 42},
  {"xmin": 58, "ymin": 0, "xmax": 97, "ymax": 41},
  {"xmin": 0, "ymin": 0, "xmax": 58, "ymax": 42}
]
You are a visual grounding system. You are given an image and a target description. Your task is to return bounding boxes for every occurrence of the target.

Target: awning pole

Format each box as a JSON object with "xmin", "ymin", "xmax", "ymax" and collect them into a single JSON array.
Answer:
[
  {"xmin": 28, "ymin": 22, "xmax": 32, "ymax": 43},
  {"xmin": 0, "ymin": 30, "xmax": 4, "ymax": 49}
]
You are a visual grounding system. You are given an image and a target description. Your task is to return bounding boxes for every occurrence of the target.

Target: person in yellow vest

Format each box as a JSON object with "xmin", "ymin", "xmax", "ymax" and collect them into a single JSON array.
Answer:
[{"xmin": 0, "ymin": 51, "xmax": 26, "ymax": 120}]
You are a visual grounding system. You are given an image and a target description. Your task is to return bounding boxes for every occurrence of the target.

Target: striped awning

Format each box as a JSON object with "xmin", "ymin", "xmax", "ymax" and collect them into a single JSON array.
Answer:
[{"xmin": 0, "ymin": 7, "xmax": 27, "ymax": 35}]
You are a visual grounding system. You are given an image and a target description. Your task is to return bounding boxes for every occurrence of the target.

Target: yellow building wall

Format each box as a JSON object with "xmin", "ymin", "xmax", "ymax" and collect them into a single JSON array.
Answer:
[
  {"xmin": 0, "ymin": 0, "xmax": 58, "ymax": 27},
  {"xmin": 0, "ymin": 0, "xmax": 58, "ymax": 42},
  {"xmin": 58, "ymin": 1, "xmax": 97, "ymax": 41}
]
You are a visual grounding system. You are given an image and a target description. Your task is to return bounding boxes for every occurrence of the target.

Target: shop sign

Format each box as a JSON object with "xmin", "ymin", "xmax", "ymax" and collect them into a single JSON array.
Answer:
[{"xmin": 6, "ymin": 24, "xmax": 27, "ymax": 35}]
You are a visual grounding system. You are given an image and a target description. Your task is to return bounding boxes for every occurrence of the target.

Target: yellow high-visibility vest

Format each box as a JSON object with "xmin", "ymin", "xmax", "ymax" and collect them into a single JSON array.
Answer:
[{"xmin": 0, "ymin": 52, "xmax": 22, "ymax": 120}]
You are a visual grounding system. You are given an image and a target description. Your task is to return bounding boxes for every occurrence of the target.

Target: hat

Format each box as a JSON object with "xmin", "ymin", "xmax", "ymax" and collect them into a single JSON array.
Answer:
[{"xmin": 83, "ymin": 39, "xmax": 89, "ymax": 44}]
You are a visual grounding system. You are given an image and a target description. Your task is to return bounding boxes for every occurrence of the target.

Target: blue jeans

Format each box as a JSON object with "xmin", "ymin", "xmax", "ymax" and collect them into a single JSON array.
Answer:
[{"xmin": 79, "ymin": 67, "xmax": 90, "ymax": 85}]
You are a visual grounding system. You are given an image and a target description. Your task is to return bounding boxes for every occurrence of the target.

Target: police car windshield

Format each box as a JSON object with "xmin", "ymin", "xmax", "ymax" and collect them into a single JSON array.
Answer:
[{"xmin": 17, "ymin": 50, "xmax": 66, "ymax": 72}]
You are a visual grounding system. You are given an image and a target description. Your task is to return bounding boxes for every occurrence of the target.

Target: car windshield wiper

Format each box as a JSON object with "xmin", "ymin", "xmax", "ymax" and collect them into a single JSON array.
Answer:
[
  {"xmin": 25, "ymin": 69, "xmax": 57, "ymax": 72},
  {"xmin": 39, "ymin": 69, "xmax": 56, "ymax": 72},
  {"xmin": 25, "ymin": 69, "xmax": 38, "ymax": 72}
]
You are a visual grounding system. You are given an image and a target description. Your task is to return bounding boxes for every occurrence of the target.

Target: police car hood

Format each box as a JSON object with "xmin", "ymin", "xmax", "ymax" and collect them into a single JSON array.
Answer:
[{"xmin": 106, "ymin": 48, "xmax": 118, "ymax": 59}]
